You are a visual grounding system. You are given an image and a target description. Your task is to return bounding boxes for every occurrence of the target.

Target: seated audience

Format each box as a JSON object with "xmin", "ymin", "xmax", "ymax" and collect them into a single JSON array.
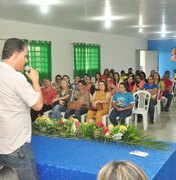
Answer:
[
  {"xmin": 63, "ymin": 74, "xmax": 73, "ymax": 90},
  {"xmin": 52, "ymin": 74, "xmax": 62, "ymax": 91},
  {"xmin": 154, "ymin": 72, "xmax": 165, "ymax": 99},
  {"xmin": 126, "ymin": 75, "xmax": 137, "ymax": 93},
  {"xmin": 65, "ymin": 80, "xmax": 90, "ymax": 122},
  {"xmin": 114, "ymin": 72, "xmax": 123, "ymax": 91},
  {"xmin": 108, "ymin": 71, "xmax": 115, "ymax": 83},
  {"xmin": 50, "ymin": 79, "xmax": 72, "ymax": 119},
  {"xmin": 97, "ymin": 160, "xmax": 147, "ymax": 180},
  {"xmin": 94, "ymin": 72, "xmax": 102, "ymax": 90},
  {"xmin": 31, "ymin": 78, "xmax": 57, "ymax": 121},
  {"xmin": 107, "ymin": 77, "xmax": 117, "ymax": 95},
  {"xmin": 86, "ymin": 81, "xmax": 111, "ymax": 123},
  {"xmin": 109, "ymin": 82, "xmax": 134, "ymax": 125},
  {"xmin": 0, "ymin": 165, "xmax": 19, "ymax": 180},
  {"xmin": 120, "ymin": 70, "xmax": 127, "ymax": 81},
  {"xmin": 143, "ymin": 75, "xmax": 158, "ymax": 124},
  {"xmin": 161, "ymin": 70, "xmax": 173, "ymax": 112},
  {"xmin": 84, "ymin": 74, "xmax": 96, "ymax": 95},
  {"xmin": 135, "ymin": 74, "xmax": 145, "ymax": 90},
  {"xmin": 101, "ymin": 68, "xmax": 109, "ymax": 81},
  {"xmin": 139, "ymin": 71, "xmax": 147, "ymax": 83},
  {"xmin": 72, "ymin": 75, "xmax": 81, "ymax": 91},
  {"xmin": 126, "ymin": 67, "xmax": 134, "ymax": 76}
]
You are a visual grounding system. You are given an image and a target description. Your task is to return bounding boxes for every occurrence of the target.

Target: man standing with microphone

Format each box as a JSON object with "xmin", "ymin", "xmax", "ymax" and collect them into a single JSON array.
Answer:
[{"xmin": 0, "ymin": 38, "xmax": 43, "ymax": 180}]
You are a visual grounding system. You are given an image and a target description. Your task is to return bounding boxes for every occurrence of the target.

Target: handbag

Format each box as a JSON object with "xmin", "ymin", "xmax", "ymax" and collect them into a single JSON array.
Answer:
[
  {"xmin": 89, "ymin": 102, "xmax": 103, "ymax": 111},
  {"xmin": 67, "ymin": 101, "xmax": 82, "ymax": 110}
]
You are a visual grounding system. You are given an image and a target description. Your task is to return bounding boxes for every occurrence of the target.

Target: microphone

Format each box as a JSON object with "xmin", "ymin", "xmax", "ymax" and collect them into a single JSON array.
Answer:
[{"xmin": 24, "ymin": 65, "xmax": 31, "ymax": 73}]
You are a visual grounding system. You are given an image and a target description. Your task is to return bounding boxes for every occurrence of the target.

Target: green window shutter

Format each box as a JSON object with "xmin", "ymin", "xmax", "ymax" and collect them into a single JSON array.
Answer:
[
  {"xmin": 26, "ymin": 40, "xmax": 52, "ymax": 81},
  {"xmin": 73, "ymin": 43, "xmax": 100, "ymax": 78}
]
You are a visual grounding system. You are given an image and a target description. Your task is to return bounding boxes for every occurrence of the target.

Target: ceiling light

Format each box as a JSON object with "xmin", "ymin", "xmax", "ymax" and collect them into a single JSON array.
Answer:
[
  {"xmin": 139, "ymin": 14, "xmax": 143, "ymax": 26},
  {"xmin": 29, "ymin": 0, "xmax": 59, "ymax": 5},
  {"xmin": 40, "ymin": 4, "xmax": 48, "ymax": 14},
  {"xmin": 105, "ymin": 20, "xmax": 111, "ymax": 28},
  {"xmin": 161, "ymin": 33, "xmax": 166, "ymax": 37},
  {"xmin": 161, "ymin": 24, "xmax": 166, "ymax": 32},
  {"xmin": 139, "ymin": 27, "xmax": 142, "ymax": 33}
]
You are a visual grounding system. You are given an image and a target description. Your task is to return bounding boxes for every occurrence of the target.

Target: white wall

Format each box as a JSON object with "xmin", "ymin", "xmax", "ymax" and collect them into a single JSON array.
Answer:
[{"xmin": 0, "ymin": 18, "xmax": 147, "ymax": 81}]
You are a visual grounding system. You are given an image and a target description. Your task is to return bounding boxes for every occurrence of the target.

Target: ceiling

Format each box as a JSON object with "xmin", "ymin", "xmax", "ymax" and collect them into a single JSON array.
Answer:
[{"xmin": 0, "ymin": 0, "xmax": 176, "ymax": 39}]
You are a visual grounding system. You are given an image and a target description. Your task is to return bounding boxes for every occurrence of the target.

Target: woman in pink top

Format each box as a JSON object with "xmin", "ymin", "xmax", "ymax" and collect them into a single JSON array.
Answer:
[
  {"xmin": 135, "ymin": 74, "xmax": 145, "ymax": 90},
  {"xmin": 126, "ymin": 75, "xmax": 137, "ymax": 93}
]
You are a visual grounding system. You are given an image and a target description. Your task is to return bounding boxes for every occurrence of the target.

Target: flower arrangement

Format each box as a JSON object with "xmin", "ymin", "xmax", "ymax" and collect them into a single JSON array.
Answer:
[{"xmin": 32, "ymin": 116, "xmax": 169, "ymax": 150}]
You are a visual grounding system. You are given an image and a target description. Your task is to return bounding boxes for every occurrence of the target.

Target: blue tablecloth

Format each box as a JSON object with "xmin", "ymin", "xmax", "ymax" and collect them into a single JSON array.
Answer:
[{"xmin": 32, "ymin": 135, "xmax": 176, "ymax": 180}]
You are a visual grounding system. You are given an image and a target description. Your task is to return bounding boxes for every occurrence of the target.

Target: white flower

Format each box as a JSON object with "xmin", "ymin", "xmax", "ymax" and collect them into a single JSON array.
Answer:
[
  {"xmin": 71, "ymin": 124, "xmax": 76, "ymax": 133},
  {"xmin": 105, "ymin": 132, "xmax": 110, "ymax": 136},
  {"xmin": 112, "ymin": 133, "xmax": 123, "ymax": 140}
]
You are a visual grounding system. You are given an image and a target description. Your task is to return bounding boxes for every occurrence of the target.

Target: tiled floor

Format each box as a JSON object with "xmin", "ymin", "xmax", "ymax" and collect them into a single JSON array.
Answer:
[{"xmin": 135, "ymin": 103, "xmax": 176, "ymax": 142}]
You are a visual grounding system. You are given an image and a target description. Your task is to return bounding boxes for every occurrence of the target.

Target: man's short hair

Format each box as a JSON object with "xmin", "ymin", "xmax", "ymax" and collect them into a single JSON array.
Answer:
[
  {"xmin": 2, "ymin": 38, "xmax": 27, "ymax": 59},
  {"xmin": 164, "ymin": 70, "xmax": 170, "ymax": 75}
]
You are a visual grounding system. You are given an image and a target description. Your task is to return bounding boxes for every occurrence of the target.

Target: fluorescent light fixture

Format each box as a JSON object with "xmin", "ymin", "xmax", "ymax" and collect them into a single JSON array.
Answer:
[
  {"xmin": 29, "ymin": 0, "xmax": 59, "ymax": 5},
  {"xmin": 161, "ymin": 33, "xmax": 166, "ymax": 37},
  {"xmin": 139, "ymin": 14, "xmax": 143, "ymax": 26},
  {"xmin": 105, "ymin": 20, "xmax": 111, "ymax": 28},
  {"xmin": 40, "ymin": 4, "xmax": 48, "ymax": 13},
  {"xmin": 161, "ymin": 24, "xmax": 166, "ymax": 32},
  {"xmin": 139, "ymin": 27, "xmax": 142, "ymax": 33}
]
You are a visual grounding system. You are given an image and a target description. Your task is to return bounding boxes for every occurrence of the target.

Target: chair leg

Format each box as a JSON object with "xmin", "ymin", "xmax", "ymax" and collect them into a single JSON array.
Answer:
[
  {"xmin": 143, "ymin": 113, "xmax": 148, "ymax": 130},
  {"xmin": 134, "ymin": 114, "xmax": 138, "ymax": 126},
  {"xmin": 125, "ymin": 116, "xmax": 131, "ymax": 126},
  {"xmin": 81, "ymin": 114, "xmax": 86, "ymax": 124}
]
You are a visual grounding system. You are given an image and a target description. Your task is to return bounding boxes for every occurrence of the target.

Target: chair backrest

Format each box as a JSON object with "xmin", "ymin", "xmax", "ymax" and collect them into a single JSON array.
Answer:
[{"xmin": 133, "ymin": 90, "xmax": 151, "ymax": 112}]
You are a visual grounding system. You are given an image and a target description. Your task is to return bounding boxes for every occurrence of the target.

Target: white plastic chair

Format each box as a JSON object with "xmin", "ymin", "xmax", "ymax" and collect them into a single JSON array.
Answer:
[
  {"xmin": 154, "ymin": 89, "xmax": 161, "ymax": 121},
  {"xmin": 133, "ymin": 90, "xmax": 151, "ymax": 130},
  {"xmin": 102, "ymin": 97, "xmax": 113, "ymax": 126}
]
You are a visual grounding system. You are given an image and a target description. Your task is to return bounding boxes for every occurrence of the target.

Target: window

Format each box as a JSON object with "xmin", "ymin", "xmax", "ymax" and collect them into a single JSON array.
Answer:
[
  {"xmin": 25, "ymin": 40, "xmax": 52, "ymax": 81},
  {"xmin": 73, "ymin": 43, "xmax": 100, "ymax": 78}
]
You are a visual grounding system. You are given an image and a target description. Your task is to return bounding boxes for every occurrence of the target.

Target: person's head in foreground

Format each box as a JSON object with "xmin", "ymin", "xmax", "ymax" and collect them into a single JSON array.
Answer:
[{"xmin": 97, "ymin": 160, "xmax": 148, "ymax": 180}]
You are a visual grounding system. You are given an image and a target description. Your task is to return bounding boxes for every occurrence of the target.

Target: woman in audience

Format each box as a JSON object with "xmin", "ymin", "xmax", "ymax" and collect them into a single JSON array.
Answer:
[
  {"xmin": 154, "ymin": 72, "xmax": 165, "ymax": 99},
  {"xmin": 63, "ymin": 74, "xmax": 73, "ymax": 90},
  {"xmin": 50, "ymin": 79, "xmax": 72, "ymax": 119},
  {"xmin": 0, "ymin": 165, "xmax": 19, "ymax": 180},
  {"xmin": 97, "ymin": 160, "xmax": 147, "ymax": 180},
  {"xmin": 126, "ymin": 75, "xmax": 137, "ymax": 93},
  {"xmin": 120, "ymin": 70, "xmax": 127, "ymax": 81},
  {"xmin": 107, "ymin": 77, "xmax": 117, "ymax": 95},
  {"xmin": 86, "ymin": 81, "xmax": 111, "ymax": 123},
  {"xmin": 114, "ymin": 72, "xmax": 122, "ymax": 91},
  {"xmin": 108, "ymin": 71, "xmax": 115, "ymax": 83},
  {"xmin": 31, "ymin": 78, "xmax": 57, "ymax": 122},
  {"xmin": 72, "ymin": 75, "xmax": 81, "ymax": 91},
  {"xmin": 101, "ymin": 68, "xmax": 109, "ymax": 81},
  {"xmin": 64, "ymin": 80, "xmax": 90, "ymax": 122},
  {"xmin": 143, "ymin": 75, "xmax": 158, "ymax": 124},
  {"xmin": 139, "ymin": 71, "xmax": 147, "ymax": 83},
  {"xmin": 84, "ymin": 74, "xmax": 96, "ymax": 95},
  {"xmin": 135, "ymin": 74, "xmax": 145, "ymax": 90},
  {"xmin": 52, "ymin": 74, "xmax": 62, "ymax": 91},
  {"xmin": 109, "ymin": 82, "xmax": 134, "ymax": 125},
  {"xmin": 94, "ymin": 72, "xmax": 102, "ymax": 90}
]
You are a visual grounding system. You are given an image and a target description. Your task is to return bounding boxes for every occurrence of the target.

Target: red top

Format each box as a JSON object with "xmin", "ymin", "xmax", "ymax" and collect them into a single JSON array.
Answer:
[
  {"xmin": 41, "ymin": 86, "xmax": 58, "ymax": 105},
  {"xmin": 162, "ymin": 78, "xmax": 172, "ymax": 93}
]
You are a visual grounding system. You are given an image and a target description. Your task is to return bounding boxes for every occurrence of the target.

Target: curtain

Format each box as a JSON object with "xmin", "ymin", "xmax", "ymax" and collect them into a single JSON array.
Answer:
[
  {"xmin": 73, "ymin": 43, "xmax": 100, "ymax": 78},
  {"xmin": 25, "ymin": 40, "xmax": 51, "ymax": 81}
]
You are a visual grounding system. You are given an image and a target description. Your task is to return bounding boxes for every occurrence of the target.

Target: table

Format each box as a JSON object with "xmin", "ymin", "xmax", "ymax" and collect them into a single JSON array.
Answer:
[{"xmin": 32, "ymin": 135, "xmax": 176, "ymax": 180}]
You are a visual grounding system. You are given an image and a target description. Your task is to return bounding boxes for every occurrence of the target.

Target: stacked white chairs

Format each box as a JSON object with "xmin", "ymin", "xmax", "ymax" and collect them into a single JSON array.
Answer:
[{"xmin": 133, "ymin": 90, "xmax": 151, "ymax": 130}]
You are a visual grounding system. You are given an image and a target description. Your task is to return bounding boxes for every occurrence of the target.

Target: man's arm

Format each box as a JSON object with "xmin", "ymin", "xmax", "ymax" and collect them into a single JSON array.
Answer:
[{"xmin": 25, "ymin": 68, "xmax": 43, "ymax": 111}]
